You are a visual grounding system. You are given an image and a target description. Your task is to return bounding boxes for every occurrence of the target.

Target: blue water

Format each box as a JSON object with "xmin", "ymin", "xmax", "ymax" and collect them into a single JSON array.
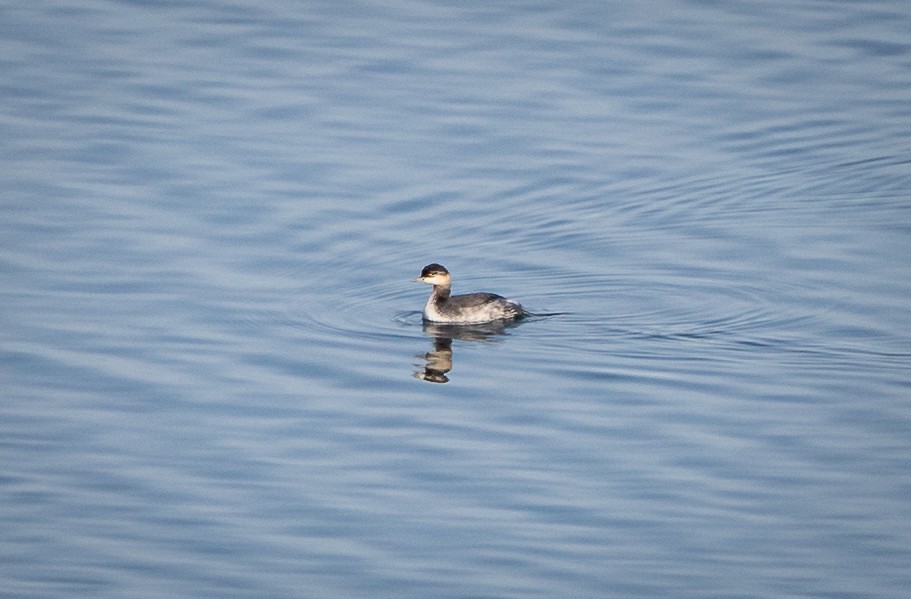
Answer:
[{"xmin": 2, "ymin": 1, "xmax": 910, "ymax": 598}]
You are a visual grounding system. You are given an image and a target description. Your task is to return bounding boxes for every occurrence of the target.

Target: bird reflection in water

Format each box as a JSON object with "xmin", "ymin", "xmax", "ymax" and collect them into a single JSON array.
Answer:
[{"xmin": 414, "ymin": 320, "xmax": 522, "ymax": 383}]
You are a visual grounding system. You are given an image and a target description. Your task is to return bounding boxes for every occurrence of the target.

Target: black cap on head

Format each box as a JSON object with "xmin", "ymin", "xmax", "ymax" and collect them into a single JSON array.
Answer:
[{"xmin": 420, "ymin": 263, "xmax": 448, "ymax": 277}]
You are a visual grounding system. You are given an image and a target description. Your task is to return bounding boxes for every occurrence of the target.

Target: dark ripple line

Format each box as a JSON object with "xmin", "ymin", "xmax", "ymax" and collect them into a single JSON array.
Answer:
[{"xmin": 286, "ymin": 279, "xmax": 424, "ymax": 342}]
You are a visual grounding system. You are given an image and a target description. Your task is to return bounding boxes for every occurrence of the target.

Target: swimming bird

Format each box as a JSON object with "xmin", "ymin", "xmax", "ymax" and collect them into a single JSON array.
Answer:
[{"xmin": 414, "ymin": 263, "xmax": 527, "ymax": 324}]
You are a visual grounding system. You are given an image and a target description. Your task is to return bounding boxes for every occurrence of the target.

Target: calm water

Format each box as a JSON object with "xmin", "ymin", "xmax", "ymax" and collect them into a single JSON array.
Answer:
[{"xmin": 2, "ymin": 1, "xmax": 910, "ymax": 597}]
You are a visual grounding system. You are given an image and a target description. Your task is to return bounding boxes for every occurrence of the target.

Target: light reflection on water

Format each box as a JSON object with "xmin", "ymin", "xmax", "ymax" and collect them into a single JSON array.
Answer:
[{"xmin": 2, "ymin": 1, "xmax": 911, "ymax": 598}]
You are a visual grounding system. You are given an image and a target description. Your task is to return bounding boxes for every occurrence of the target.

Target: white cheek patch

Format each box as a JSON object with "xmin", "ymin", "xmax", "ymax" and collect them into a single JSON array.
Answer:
[{"xmin": 423, "ymin": 273, "xmax": 449, "ymax": 285}]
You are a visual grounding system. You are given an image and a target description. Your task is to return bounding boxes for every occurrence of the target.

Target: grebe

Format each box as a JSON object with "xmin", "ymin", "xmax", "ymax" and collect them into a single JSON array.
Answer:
[{"xmin": 414, "ymin": 263, "xmax": 527, "ymax": 324}]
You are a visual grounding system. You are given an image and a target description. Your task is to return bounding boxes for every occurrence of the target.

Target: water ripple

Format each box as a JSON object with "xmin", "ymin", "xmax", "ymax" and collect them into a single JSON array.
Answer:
[{"xmin": 287, "ymin": 278, "xmax": 423, "ymax": 342}]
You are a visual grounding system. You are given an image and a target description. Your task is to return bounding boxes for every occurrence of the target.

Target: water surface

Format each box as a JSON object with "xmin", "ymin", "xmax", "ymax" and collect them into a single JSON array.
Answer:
[{"xmin": 2, "ymin": 1, "xmax": 910, "ymax": 598}]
